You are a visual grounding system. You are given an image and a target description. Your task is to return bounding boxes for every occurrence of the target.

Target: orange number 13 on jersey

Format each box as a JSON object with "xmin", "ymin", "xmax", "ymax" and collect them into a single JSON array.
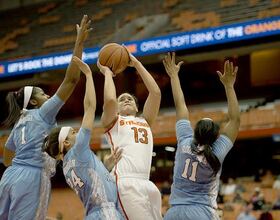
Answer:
[{"xmin": 131, "ymin": 127, "xmax": 148, "ymax": 144}]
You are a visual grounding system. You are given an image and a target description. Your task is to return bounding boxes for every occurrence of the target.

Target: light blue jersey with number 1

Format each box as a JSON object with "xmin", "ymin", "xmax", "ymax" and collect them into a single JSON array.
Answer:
[{"xmin": 0, "ymin": 95, "xmax": 64, "ymax": 220}]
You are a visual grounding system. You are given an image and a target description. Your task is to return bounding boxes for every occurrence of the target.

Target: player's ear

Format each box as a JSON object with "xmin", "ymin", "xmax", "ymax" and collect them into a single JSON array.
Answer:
[
  {"xmin": 30, "ymin": 99, "xmax": 38, "ymax": 106},
  {"xmin": 64, "ymin": 140, "xmax": 71, "ymax": 148}
]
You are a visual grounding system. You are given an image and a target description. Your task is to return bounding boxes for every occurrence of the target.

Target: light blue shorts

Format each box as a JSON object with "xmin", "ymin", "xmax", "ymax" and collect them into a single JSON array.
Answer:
[
  {"xmin": 0, "ymin": 165, "xmax": 48, "ymax": 220},
  {"xmin": 86, "ymin": 203, "xmax": 124, "ymax": 220},
  {"xmin": 164, "ymin": 204, "xmax": 219, "ymax": 220}
]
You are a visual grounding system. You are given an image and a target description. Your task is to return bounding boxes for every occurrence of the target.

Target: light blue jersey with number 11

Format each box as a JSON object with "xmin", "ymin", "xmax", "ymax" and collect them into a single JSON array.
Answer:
[{"xmin": 165, "ymin": 119, "xmax": 233, "ymax": 220}]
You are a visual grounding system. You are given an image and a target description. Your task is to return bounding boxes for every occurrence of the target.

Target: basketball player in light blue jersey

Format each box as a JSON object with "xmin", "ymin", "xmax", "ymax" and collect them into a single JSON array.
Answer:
[
  {"xmin": 44, "ymin": 57, "xmax": 124, "ymax": 220},
  {"xmin": 162, "ymin": 53, "xmax": 240, "ymax": 220},
  {"xmin": 0, "ymin": 16, "xmax": 92, "ymax": 220}
]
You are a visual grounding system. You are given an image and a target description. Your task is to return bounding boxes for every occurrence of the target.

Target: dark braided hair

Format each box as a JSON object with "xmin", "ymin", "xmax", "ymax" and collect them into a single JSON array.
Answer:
[
  {"xmin": 3, "ymin": 87, "xmax": 40, "ymax": 127},
  {"xmin": 191, "ymin": 119, "xmax": 221, "ymax": 175},
  {"xmin": 43, "ymin": 127, "xmax": 61, "ymax": 159}
]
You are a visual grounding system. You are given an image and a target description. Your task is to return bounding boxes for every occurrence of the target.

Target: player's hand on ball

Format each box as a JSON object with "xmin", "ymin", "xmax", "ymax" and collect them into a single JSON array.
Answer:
[
  {"xmin": 98, "ymin": 43, "xmax": 129, "ymax": 74},
  {"xmin": 123, "ymin": 46, "xmax": 139, "ymax": 67},
  {"xmin": 97, "ymin": 60, "xmax": 115, "ymax": 76},
  {"xmin": 127, "ymin": 53, "xmax": 139, "ymax": 67}
]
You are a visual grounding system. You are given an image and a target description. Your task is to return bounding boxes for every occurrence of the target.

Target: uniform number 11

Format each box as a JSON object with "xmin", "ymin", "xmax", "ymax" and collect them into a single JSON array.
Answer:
[{"xmin": 182, "ymin": 158, "xmax": 198, "ymax": 182}]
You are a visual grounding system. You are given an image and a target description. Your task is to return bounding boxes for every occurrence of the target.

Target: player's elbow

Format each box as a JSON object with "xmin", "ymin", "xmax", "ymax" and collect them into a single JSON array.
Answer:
[
  {"xmin": 150, "ymin": 89, "xmax": 161, "ymax": 101},
  {"xmin": 63, "ymin": 77, "xmax": 79, "ymax": 90},
  {"xmin": 69, "ymin": 77, "xmax": 80, "ymax": 85},
  {"xmin": 103, "ymin": 99, "xmax": 117, "ymax": 110},
  {"xmin": 235, "ymin": 116, "xmax": 241, "ymax": 126},
  {"xmin": 3, "ymin": 158, "xmax": 11, "ymax": 167},
  {"xmin": 230, "ymin": 115, "xmax": 240, "ymax": 128},
  {"xmin": 86, "ymin": 102, "xmax": 96, "ymax": 112},
  {"xmin": 232, "ymin": 112, "xmax": 240, "ymax": 123},
  {"xmin": 153, "ymin": 87, "xmax": 161, "ymax": 97}
]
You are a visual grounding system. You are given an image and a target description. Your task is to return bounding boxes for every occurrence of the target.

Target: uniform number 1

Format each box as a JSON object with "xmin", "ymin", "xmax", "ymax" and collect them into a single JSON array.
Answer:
[
  {"xmin": 182, "ymin": 159, "xmax": 198, "ymax": 182},
  {"xmin": 21, "ymin": 127, "xmax": 26, "ymax": 144}
]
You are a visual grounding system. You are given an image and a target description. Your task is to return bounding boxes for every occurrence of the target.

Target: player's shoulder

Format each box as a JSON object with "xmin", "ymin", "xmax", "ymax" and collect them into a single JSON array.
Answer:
[
  {"xmin": 178, "ymin": 143, "xmax": 193, "ymax": 154},
  {"xmin": 13, "ymin": 110, "xmax": 36, "ymax": 128},
  {"xmin": 214, "ymin": 134, "xmax": 233, "ymax": 148}
]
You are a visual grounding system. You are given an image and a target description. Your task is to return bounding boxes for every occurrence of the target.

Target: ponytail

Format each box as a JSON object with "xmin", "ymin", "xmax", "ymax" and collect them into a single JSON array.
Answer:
[
  {"xmin": 191, "ymin": 141, "xmax": 221, "ymax": 175},
  {"xmin": 3, "ymin": 90, "xmax": 24, "ymax": 127},
  {"xmin": 203, "ymin": 144, "xmax": 221, "ymax": 175},
  {"xmin": 3, "ymin": 86, "xmax": 37, "ymax": 127},
  {"xmin": 192, "ymin": 118, "xmax": 221, "ymax": 176},
  {"xmin": 43, "ymin": 127, "xmax": 61, "ymax": 159}
]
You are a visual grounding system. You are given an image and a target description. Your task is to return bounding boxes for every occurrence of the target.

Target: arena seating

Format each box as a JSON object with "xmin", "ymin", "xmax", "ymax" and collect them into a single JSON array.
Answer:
[
  {"xmin": 85, "ymin": 99, "xmax": 280, "ymax": 148},
  {"xmin": 1, "ymin": 0, "xmax": 280, "ymax": 60}
]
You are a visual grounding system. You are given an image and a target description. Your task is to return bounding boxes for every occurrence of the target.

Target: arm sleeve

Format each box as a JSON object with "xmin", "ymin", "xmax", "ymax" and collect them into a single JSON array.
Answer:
[
  {"xmin": 73, "ymin": 127, "xmax": 92, "ymax": 156},
  {"xmin": 38, "ymin": 95, "xmax": 64, "ymax": 124},
  {"xmin": 176, "ymin": 119, "xmax": 193, "ymax": 147},
  {"xmin": 5, "ymin": 133, "xmax": 16, "ymax": 151},
  {"xmin": 212, "ymin": 135, "xmax": 233, "ymax": 164}
]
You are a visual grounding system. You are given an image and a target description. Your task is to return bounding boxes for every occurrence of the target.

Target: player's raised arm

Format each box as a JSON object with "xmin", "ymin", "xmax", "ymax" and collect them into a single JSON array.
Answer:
[
  {"xmin": 163, "ymin": 52, "xmax": 189, "ymax": 121},
  {"xmin": 56, "ymin": 15, "xmax": 92, "ymax": 102},
  {"xmin": 72, "ymin": 56, "xmax": 96, "ymax": 131},
  {"xmin": 217, "ymin": 60, "xmax": 240, "ymax": 143},
  {"xmin": 127, "ymin": 51, "xmax": 161, "ymax": 126},
  {"xmin": 98, "ymin": 61, "xmax": 119, "ymax": 129}
]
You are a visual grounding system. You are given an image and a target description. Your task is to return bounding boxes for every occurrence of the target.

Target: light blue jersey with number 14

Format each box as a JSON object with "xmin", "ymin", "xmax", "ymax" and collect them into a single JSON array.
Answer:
[{"xmin": 63, "ymin": 128, "xmax": 124, "ymax": 220}]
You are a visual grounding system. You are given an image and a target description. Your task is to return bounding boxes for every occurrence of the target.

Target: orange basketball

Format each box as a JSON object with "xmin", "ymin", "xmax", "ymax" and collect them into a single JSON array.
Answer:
[{"xmin": 98, "ymin": 43, "xmax": 130, "ymax": 74}]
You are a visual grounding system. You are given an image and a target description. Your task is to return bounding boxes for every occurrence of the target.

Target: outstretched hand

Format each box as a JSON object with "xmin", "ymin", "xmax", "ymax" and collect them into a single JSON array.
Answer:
[
  {"xmin": 103, "ymin": 147, "xmax": 123, "ymax": 171},
  {"xmin": 76, "ymin": 15, "xmax": 93, "ymax": 43},
  {"xmin": 217, "ymin": 60, "xmax": 238, "ymax": 87},
  {"xmin": 163, "ymin": 52, "xmax": 183, "ymax": 78},
  {"xmin": 72, "ymin": 56, "xmax": 91, "ymax": 76}
]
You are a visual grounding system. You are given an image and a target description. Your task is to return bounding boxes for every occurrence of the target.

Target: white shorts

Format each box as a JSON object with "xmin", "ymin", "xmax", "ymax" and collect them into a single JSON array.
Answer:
[{"xmin": 116, "ymin": 175, "xmax": 162, "ymax": 220}]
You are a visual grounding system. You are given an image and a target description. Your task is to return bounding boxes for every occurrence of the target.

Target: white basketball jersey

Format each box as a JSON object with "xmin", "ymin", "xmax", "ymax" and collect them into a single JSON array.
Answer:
[{"xmin": 105, "ymin": 115, "xmax": 153, "ymax": 178}]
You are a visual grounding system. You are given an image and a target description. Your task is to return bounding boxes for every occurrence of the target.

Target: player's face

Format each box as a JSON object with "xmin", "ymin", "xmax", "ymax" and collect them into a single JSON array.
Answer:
[
  {"xmin": 66, "ymin": 128, "xmax": 77, "ymax": 147},
  {"xmin": 33, "ymin": 87, "xmax": 50, "ymax": 107},
  {"xmin": 117, "ymin": 93, "xmax": 138, "ymax": 116}
]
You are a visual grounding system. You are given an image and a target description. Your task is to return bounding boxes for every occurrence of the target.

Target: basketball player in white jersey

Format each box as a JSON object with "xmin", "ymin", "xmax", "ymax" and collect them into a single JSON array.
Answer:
[{"xmin": 97, "ymin": 51, "xmax": 162, "ymax": 220}]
